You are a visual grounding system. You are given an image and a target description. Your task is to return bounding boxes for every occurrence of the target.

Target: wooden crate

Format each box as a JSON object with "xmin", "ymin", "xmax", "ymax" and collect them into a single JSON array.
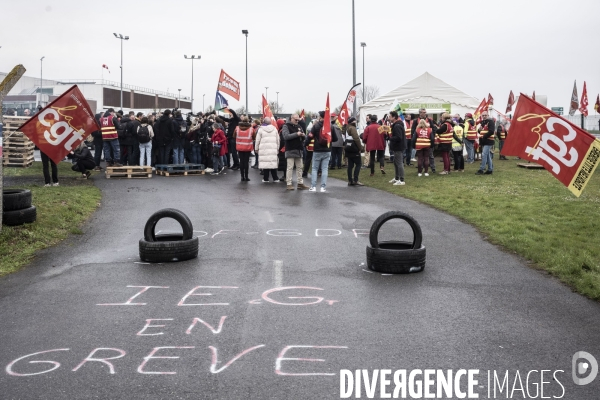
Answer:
[{"xmin": 105, "ymin": 166, "xmax": 152, "ymax": 179}]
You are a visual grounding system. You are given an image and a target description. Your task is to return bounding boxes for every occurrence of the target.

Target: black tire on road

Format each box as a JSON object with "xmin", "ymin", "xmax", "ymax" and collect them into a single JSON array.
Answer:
[
  {"xmin": 139, "ymin": 234, "xmax": 199, "ymax": 263},
  {"xmin": 143, "ymin": 209, "xmax": 194, "ymax": 242},
  {"xmin": 369, "ymin": 211, "xmax": 423, "ymax": 249},
  {"xmin": 3, "ymin": 206, "xmax": 37, "ymax": 226},
  {"xmin": 3, "ymin": 189, "xmax": 32, "ymax": 212},
  {"xmin": 366, "ymin": 243, "xmax": 426, "ymax": 274}
]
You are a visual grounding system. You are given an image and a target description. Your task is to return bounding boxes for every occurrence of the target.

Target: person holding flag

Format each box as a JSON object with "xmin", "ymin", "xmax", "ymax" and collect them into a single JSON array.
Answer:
[{"xmin": 308, "ymin": 109, "xmax": 338, "ymax": 192}]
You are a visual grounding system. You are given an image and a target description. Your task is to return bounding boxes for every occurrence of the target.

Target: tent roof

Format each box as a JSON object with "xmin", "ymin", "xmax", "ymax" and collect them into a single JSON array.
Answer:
[{"xmin": 359, "ymin": 72, "xmax": 480, "ymax": 111}]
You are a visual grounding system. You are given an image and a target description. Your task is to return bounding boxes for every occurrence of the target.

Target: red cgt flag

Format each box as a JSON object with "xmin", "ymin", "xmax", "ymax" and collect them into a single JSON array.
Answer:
[
  {"xmin": 580, "ymin": 81, "xmax": 589, "ymax": 117},
  {"xmin": 505, "ymin": 90, "xmax": 515, "ymax": 114},
  {"xmin": 19, "ymin": 85, "xmax": 100, "ymax": 164},
  {"xmin": 321, "ymin": 93, "xmax": 332, "ymax": 146},
  {"xmin": 473, "ymin": 98, "xmax": 489, "ymax": 121},
  {"xmin": 337, "ymin": 101, "xmax": 349, "ymax": 127},
  {"xmin": 487, "ymin": 93, "xmax": 494, "ymax": 106},
  {"xmin": 595, "ymin": 95, "xmax": 600, "ymax": 113},
  {"xmin": 501, "ymin": 94, "xmax": 600, "ymax": 197}
]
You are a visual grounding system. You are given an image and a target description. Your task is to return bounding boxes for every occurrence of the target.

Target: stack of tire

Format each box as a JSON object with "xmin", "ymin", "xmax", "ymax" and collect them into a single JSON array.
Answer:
[
  {"xmin": 3, "ymin": 189, "xmax": 37, "ymax": 226},
  {"xmin": 366, "ymin": 211, "xmax": 426, "ymax": 274},
  {"xmin": 139, "ymin": 208, "xmax": 199, "ymax": 263}
]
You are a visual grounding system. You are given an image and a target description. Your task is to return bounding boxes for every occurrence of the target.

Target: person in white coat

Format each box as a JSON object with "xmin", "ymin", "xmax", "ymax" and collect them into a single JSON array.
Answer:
[{"xmin": 255, "ymin": 117, "xmax": 281, "ymax": 182}]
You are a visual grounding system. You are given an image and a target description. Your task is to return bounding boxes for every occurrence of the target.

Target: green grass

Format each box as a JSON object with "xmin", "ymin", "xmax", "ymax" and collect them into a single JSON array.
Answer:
[
  {"xmin": 330, "ymin": 156, "xmax": 600, "ymax": 300},
  {"xmin": 1, "ymin": 162, "xmax": 101, "ymax": 276}
]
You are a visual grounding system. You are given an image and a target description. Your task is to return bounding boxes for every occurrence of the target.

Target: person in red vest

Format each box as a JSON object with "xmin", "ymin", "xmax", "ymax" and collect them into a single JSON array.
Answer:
[
  {"xmin": 234, "ymin": 116, "xmax": 255, "ymax": 181},
  {"xmin": 362, "ymin": 114, "xmax": 387, "ymax": 176},
  {"xmin": 99, "ymin": 108, "xmax": 123, "ymax": 167},
  {"xmin": 414, "ymin": 120, "xmax": 432, "ymax": 176},
  {"xmin": 434, "ymin": 113, "xmax": 454, "ymax": 174}
]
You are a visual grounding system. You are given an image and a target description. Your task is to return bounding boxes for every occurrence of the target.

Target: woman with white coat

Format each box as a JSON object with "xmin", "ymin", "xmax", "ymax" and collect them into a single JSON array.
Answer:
[{"xmin": 255, "ymin": 117, "xmax": 281, "ymax": 182}]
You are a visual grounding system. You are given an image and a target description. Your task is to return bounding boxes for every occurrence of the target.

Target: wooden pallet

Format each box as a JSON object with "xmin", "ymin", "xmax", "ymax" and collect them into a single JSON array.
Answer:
[
  {"xmin": 517, "ymin": 163, "xmax": 544, "ymax": 169},
  {"xmin": 3, "ymin": 143, "xmax": 35, "ymax": 151},
  {"xmin": 155, "ymin": 169, "xmax": 205, "ymax": 177},
  {"xmin": 3, "ymin": 160, "xmax": 33, "ymax": 168},
  {"xmin": 105, "ymin": 166, "xmax": 152, "ymax": 179},
  {"xmin": 3, "ymin": 153, "xmax": 34, "ymax": 160}
]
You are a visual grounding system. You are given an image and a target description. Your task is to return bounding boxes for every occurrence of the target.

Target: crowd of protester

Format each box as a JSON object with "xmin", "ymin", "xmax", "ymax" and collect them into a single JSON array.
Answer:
[{"xmin": 56, "ymin": 106, "xmax": 509, "ymax": 190}]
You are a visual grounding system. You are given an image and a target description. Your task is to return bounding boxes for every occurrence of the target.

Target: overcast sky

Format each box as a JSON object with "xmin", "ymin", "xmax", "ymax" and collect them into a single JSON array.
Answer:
[{"xmin": 1, "ymin": 0, "xmax": 598, "ymax": 115}]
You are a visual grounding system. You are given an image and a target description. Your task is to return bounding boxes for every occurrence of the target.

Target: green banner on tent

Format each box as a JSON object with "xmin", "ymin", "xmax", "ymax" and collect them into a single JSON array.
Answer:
[{"xmin": 400, "ymin": 103, "xmax": 451, "ymax": 112}]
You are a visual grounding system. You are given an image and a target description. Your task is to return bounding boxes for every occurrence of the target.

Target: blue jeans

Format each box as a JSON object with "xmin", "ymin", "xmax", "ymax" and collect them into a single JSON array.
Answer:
[
  {"xmin": 103, "ymin": 139, "xmax": 120, "ymax": 164},
  {"xmin": 173, "ymin": 145, "xmax": 184, "ymax": 164},
  {"xmin": 311, "ymin": 152, "xmax": 331, "ymax": 188},
  {"xmin": 479, "ymin": 145, "xmax": 493, "ymax": 172},
  {"xmin": 465, "ymin": 140, "xmax": 475, "ymax": 163},
  {"xmin": 190, "ymin": 143, "xmax": 202, "ymax": 164},
  {"xmin": 139, "ymin": 142, "xmax": 152, "ymax": 166}
]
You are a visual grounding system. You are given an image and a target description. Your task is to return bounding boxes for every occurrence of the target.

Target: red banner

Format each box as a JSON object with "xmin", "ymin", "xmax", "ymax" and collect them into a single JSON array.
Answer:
[
  {"xmin": 322, "ymin": 93, "xmax": 332, "ymax": 145},
  {"xmin": 501, "ymin": 94, "xmax": 600, "ymax": 197},
  {"xmin": 337, "ymin": 102, "xmax": 349, "ymax": 126},
  {"xmin": 217, "ymin": 69, "xmax": 240, "ymax": 101},
  {"xmin": 473, "ymin": 98, "xmax": 489, "ymax": 121},
  {"xmin": 19, "ymin": 85, "xmax": 100, "ymax": 164},
  {"xmin": 487, "ymin": 93, "xmax": 494, "ymax": 105},
  {"xmin": 580, "ymin": 81, "xmax": 589, "ymax": 116},
  {"xmin": 262, "ymin": 95, "xmax": 277, "ymax": 129},
  {"xmin": 505, "ymin": 90, "xmax": 514, "ymax": 114}
]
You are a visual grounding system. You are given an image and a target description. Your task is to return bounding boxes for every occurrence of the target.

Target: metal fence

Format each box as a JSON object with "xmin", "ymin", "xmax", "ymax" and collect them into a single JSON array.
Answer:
[{"xmin": 562, "ymin": 114, "xmax": 600, "ymax": 132}]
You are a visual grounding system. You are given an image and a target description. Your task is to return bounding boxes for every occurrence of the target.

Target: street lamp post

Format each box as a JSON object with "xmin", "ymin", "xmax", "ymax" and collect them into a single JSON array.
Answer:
[
  {"xmin": 184, "ymin": 55, "xmax": 201, "ymax": 113},
  {"xmin": 276, "ymin": 91, "xmax": 279, "ymax": 114},
  {"xmin": 361, "ymin": 42, "xmax": 366, "ymax": 104},
  {"xmin": 352, "ymin": 0, "xmax": 356, "ymax": 117},
  {"xmin": 40, "ymin": 56, "xmax": 45, "ymax": 106},
  {"xmin": 178, "ymin": 89, "xmax": 181, "ymax": 108},
  {"xmin": 242, "ymin": 30, "xmax": 249, "ymax": 113},
  {"xmin": 113, "ymin": 33, "xmax": 129, "ymax": 111},
  {"xmin": 203, "ymin": 94, "xmax": 205, "ymax": 113}
]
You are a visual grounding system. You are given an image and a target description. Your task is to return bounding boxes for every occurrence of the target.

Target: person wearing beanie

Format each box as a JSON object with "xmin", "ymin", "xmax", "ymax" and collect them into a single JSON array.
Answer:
[{"xmin": 344, "ymin": 117, "xmax": 365, "ymax": 186}]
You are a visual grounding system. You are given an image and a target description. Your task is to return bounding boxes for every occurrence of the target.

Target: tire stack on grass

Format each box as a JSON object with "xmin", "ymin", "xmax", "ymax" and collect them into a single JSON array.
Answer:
[{"xmin": 3, "ymin": 189, "xmax": 37, "ymax": 226}]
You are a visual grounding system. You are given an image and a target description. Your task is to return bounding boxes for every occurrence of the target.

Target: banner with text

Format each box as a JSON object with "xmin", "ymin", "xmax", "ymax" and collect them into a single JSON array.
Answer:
[
  {"xmin": 501, "ymin": 94, "xmax": 600, "ymax": 197},
  {"xmin": 19, "ymin": 85, "xmax": 100, "ymax": 164},
  {"xmin": 217, "ymin": 69, "xmax": 240, "ymax": 101}
]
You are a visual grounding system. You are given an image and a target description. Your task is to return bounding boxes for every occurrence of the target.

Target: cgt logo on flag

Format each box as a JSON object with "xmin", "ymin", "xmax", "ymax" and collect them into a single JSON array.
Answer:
[
  {"xmin": 19, "ymin": 85, "xmax": 100, "ymax": 164},
  {"xmin": 501, "ymin": 94, "xmax": 600, "ymax": 197}
]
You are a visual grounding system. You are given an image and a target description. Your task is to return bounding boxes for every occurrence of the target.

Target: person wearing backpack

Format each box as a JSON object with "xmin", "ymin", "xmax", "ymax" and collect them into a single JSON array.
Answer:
[
  {"xmin": 344, "ymin": 117, "xmax": 365, "ymax": 186},
  {"xmin": 172, "ymin": 111, "xmax": 188, "ymax": 164},
  {"xmin": 137, "ymin": 117, "xmax": 154, "ymax": 166}
]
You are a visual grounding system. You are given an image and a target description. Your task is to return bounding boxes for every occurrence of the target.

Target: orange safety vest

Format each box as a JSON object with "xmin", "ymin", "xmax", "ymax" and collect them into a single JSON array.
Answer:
[
  {"xmin": 498, "ymin": 125, "xmax": 507, "ymax": 140},
  {"xmin": 438, "ymin": 122, "xmax": 453, "ymax": 144},
  {"xmin": 235, "ymin": 127, "xmax": 254, "ymax": 151},
  {"xmin": 465, "ymin": 120, "xmax": 478, "ymax": 141},
  {"xmin": 404, "ymin": 120, "xmax": 413, "ymax": 139},
  {"xmin": 480, "ymin": 121, "xmax": 495, "ymax": 144},
  {"xmin": 100, "ymin": 116, "xmax": 118, "ymax": 140},
  {"xmin": 415, "ymin": 128, "xmax": 432, "ymax": 150}
]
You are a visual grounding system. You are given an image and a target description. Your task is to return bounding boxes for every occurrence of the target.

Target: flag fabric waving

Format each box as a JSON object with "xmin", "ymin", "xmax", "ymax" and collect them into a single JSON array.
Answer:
[
  {"xmin": 337, "ymin": 101, "xmax": 349, "ymax": 127},
  {"xmin": 262, "ymin": 95, "xmax": 278, "ymax": 129},
  {"xmin": 501, "ymin": 94, "xmax": 600, "ymax": 197},
  {"xmin": 580, "ymin": 81, "xmax": 589, "ymax": 117},
  {"xmin": 320, "ymin": 93, "xmax": 332, "ymax": 146},
  {"xmin": 569, "ymin": 80, "xmax": 579, "ymax": 116},
  {"xmin": 473, "ymin": 98, "xmax": 489, "ymax": 121},
  {"xmin": 595, "ymin": 95, "xmax": 600, "ymax": 113},
  {"xmin": 102, "ymin": 64, "xmax": 110, "ymax": 73},
  {"xmin": 299, "ymin": 109, "xmax": 305, "ymax": 120},
  {"xmin": 532, "ymin": 91, "xmax": 536, "ymax": 101},
  {"xmin": 487, "ymin": 93, "xmax": 494, "ymax": 106},
  {"xmin": 215, "ymin": 91, "xmax": 230, "ymax": 114},
  {"xmin": 506, "ymin": 90, "xmax": 515, "ymax": 114},
  {"xmin": 217, "ymin": 69, "xmax": 241, "ymax": 101},
  {"xmin": 19, "ymin": 85, "xmax": 100, "ymax": 164}
]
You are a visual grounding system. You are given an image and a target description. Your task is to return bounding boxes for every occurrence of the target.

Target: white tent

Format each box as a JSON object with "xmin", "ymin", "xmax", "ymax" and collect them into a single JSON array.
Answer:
[{"xmin": 358, "ymin": 72, "xmax": 480, "ymax": 128}]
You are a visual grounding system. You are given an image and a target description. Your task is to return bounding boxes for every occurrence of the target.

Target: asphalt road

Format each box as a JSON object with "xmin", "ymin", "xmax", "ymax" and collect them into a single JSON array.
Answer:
[{"xmin": 1, "ymin": 167, "xmax": 599, "ymax": 400}]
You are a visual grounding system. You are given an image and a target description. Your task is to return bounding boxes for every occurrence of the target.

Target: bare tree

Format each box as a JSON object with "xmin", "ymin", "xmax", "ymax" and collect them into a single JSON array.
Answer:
[
  {"xmin": 235, "ymin": 105, "xmax": 247, "ymax": 115},
  {"xmin": 270, "ymin": 100, "xmax": 283, "ymax": 114},
  {"xmin": 355, "ymin": 85, "xmax": 380, "ymax": 107}
]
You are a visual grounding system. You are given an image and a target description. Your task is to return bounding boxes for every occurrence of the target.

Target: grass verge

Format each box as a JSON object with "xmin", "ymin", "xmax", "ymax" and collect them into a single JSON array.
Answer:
[
  {"xmin": 1, "ymin": 162, "xmax": 101, "ymax": 276},
  {"xmin": 330, "ymin": 156, "xmax": 600, "ymax": 300}
]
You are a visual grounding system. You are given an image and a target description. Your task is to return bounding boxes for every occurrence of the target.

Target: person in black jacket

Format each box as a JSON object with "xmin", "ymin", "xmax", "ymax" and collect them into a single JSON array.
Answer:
[
  {"xmin": 154, "ymin": 110, "xmax": 175, "ymax": 164},
  {"xmin": 308, "ymin": 111, "xmax": 339, "ymax": 192},
  {"xmin": 70, "ymin": 141, "xmax": 96, "ymax": 179},
  {"xmin": 119, "ymin": 111, "xmax": 134, "ymax": 165},
  {"xmin": 388, "ymin": 111, "xmax": 406, "ymax": 185},
  {"xmin": 172, "ymin": 111, "xmax": 187, "ymax": 164},
  {"xmin": 92, "ymin": 112, "xmax": 104, "ymax": 171},
  {"xmin": 219, "ymin": 109, "xmax": 241, "ymax": 169}
]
